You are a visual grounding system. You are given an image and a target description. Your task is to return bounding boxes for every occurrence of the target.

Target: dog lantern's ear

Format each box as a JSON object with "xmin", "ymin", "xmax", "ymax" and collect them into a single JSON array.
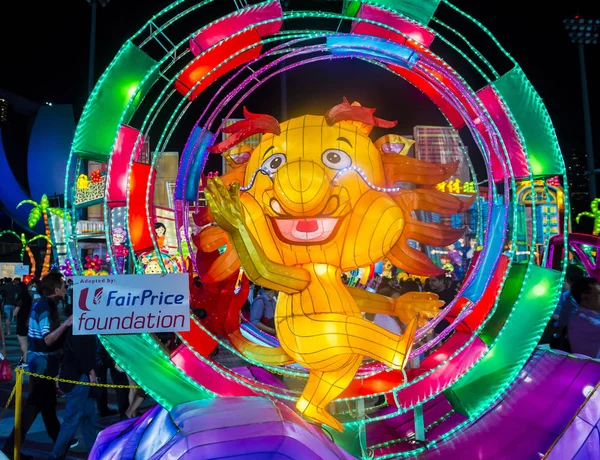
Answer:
[{"xmin": 374, "ymin": 134, "xmax": 415, "ymax": 156}]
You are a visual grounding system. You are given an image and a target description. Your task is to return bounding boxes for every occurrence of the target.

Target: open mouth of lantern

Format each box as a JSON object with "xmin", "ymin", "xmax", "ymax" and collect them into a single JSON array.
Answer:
[{"xmin": 271, "ymin": 217, "xmax": 342, "ymax": 244}]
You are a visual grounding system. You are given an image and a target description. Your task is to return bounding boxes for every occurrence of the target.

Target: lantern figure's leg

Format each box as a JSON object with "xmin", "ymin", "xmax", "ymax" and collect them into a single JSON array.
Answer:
[
  {"xmin": 345, "ymin": 314, "xmax": 418, "ymax": 369},
  {"xmin": 296, "ymin": 354, "xmax": 362, "ymax": 432},
  {"xmin": 278, "ymin": 314, "xmax": 418, "ymax": 371},
  {"xmin": 282, "ymin": 315, "xmax": 418, "ymax": 431}
]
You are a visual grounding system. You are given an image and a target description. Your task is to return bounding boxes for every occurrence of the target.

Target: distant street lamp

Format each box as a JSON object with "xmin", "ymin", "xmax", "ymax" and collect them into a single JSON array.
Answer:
[
  {"xmin": 564, "ymin": 17, "xmax": 599, "ymax": 197},
  {"xmin": 86, "ymin": 0, "xmax": 111, "ymax": 94}
]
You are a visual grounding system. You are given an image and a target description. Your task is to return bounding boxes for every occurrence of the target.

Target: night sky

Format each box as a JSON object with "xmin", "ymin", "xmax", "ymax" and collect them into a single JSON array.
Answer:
[{"xmin": 1, "ymin": 0, "xmax": 599, "ymax": 188}]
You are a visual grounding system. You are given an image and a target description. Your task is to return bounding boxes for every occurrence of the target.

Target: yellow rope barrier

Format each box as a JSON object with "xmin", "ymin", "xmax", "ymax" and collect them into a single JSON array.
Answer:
[
  {"xmin": 21, "ymin": 369, "xmax": 140, "ymax": 388},
  {"xmin": 0, "ymin": 383, "xmax": 16, "ymax": 423}
]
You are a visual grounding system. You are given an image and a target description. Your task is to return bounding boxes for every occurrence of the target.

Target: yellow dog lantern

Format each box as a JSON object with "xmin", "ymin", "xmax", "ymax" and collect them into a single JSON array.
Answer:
[{"xmin": 205, "ymin": 99, "xmax": 473, "ymax": 431}]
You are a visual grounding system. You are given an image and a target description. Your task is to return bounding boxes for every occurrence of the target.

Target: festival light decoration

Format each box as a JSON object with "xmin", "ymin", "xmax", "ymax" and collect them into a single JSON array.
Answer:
[
  {"xmin": 61, "ymin": 0, "xmax": 571, "ymax": 455},
  {"xmin": 436, "ymin": 179, "xmax": 477, "ymax": 194},
  {"xmin": 59, "ymin": 258, "xmax": 74, "ymax": 276},
  {"xmin": 0, "ymin": 230, "xmax": 52, "ymax": 275},
  {"xmin": 576, "ymin": 198, "xmax": 600, "ymax": 235},
  {"xmin": 84, "ymin": 254, "xmax": 104, "ymax": 273},
  {"xmin": 76, "ymin": 174, "xmax": 91, "ymax": 189},
  {"xmin": 17, "ymin": 194, "xmax": 66, "ymax": 276},
  {"xmin": 137, "ymin": 250, "xmax": 183, "ymax": 274},
  {"xmin": 205, "ymin": 100, "xmax": 472, "ymax": 430}
]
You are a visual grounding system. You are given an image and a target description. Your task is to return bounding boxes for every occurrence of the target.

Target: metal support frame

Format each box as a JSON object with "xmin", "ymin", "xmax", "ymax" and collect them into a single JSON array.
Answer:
[
  {"xmin": 564, "ymin": 17, "xmax": 599, "ymax": 197},
  {"xmin": 414, "ymin": 404, "xmax": 426, "ymax": 442}
]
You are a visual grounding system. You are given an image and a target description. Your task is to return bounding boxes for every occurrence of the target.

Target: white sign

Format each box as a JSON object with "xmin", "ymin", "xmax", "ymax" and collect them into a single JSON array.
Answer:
[
  {"xmin": 0, "ymin": 263, "xmax": 27, "ymax": 278},
  {"xmin": 73, "ymin": 274, "xmax": 190, "ymax": 335}
]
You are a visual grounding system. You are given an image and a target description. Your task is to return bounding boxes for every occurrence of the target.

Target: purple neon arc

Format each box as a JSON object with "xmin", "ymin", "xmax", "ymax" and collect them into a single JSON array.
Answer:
[
  {"xmin": 89, "ymin": 397, "xmax": 356, "ymax": 460},
  {"xmin": 367, "ymin": 348, "xmax": 600, "ymax": 458}
]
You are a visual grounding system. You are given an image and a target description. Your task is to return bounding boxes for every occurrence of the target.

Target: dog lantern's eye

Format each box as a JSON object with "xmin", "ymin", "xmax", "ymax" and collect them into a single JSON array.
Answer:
[
  {"xmin": 261, "ymin": 154, "xmax": 287, "ymax": 173},
  {"xmin": 322, "ymin": 149, "xmax": 352, "ymax": 170}
]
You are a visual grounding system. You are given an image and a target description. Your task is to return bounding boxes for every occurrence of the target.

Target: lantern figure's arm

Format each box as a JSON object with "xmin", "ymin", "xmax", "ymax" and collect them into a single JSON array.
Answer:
[
  {"xmin": 347, "ymin": 285, "xmax": 395, "ymax": 312},
  {"xmin": 205, "ymin": 178, "xmax": 310, "ymax": 294},
  {"xmin": 346, "ymin": 286, "xmax": 442, "ymax": 327},
  {"xmin": 228, "ymin": 330, "xmax": 294, "ymax": 365}
]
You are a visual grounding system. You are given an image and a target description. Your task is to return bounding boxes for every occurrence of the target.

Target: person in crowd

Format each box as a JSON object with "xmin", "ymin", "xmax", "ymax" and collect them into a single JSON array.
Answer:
[
  {"xmin": 28, "ymin": 278, "xmax": 41, "ymax": 303},
  {"xmin": 13, "ymin": 281, "xmax": 32, "ymax": 367},
  {"xmin": 94, "ymin": 340, "xmax": 125, "ymax": 419},
  {"xmin": 422, "ymin": 277, "xmax": 431, "ymax": 292},
  {"xmin": 370, "ymin": 280, "xmax": 404, "ymax": 334},
  {"xmin": 399, "ymin": 278, "xmax": 420, "ymax": 296},
  {"xmin": 49, "ymin": 302, "xmax": 98, "ymax": 459},
  {"xmin": 414, "ymin": 277, "xmax": 423, "ymax": 292},
  {"xmin": 2, "ymin": 273, "xmax": 74, "ymax": 459},
  {"xmin": 123, "ymin": 334, "xmax": 185, "ymax": 419},
  {"xmin": 424, "ymin": 275, "xmax": 456, "ymax": 335},
  {"xmin": 121, "ymin": 334, "xmax": 178, "ymax": 420},
  {"xmin": 1, "ymin": 278, "xmax": 18, "ymax": 335},
  {"xmin": 250, "ymin": 287, "xmax": 277, "ymax": 335},
  {"xmin": 120, "ymin": 333, "xmax": 177, "ymax": 419},
  {"xmin": 540, "ymin": 264, "xmax": 585, "ymax": 349},
  {"xmin": 125, "ymin": 374, "xmax": 146, "ymax": 419},
  {"xmin": 568, "ymin": 277, "xmax": 600, "ymax": 359},
  {"xmin": 556, "ymin": 264, "xmax": 586, "ymax": 329},
  {"xmin": 425, "ymin": 275, "xmax": 456, "ymax": 306}
]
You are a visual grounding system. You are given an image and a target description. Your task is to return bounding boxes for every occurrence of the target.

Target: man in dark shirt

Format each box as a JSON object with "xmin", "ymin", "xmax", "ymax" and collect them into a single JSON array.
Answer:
[
  {"xmin": 2, "ymin": 273, "xmax": 72, "ymax": 459},
  {"xmin": 50, "ymin": 302, "xmax": 98, "ymax": 459},
  {"xmin": 427, "ymin": 275, "xmax": 455, "ymax": 306}
]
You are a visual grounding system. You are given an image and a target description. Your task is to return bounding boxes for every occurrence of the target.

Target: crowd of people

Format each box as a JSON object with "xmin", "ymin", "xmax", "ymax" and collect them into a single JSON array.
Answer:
[
  {"xmin": 247, "ymin": 254, "xmax": 600, "ymax": 362},
  {"xmin": 0, "ymin": 278, "xmax": 34, "ymax": 368},
  {"xmin": 246, "ymin": 270, "xmax": 461, "ymax": 342}
]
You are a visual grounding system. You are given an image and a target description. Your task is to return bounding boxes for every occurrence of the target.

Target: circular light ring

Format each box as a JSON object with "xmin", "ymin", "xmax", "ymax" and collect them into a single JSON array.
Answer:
[
  {"xmin": 64, "ymin": 0, "xmax": 568, "ymax": 452},
  {"xmin": 71, "ymin": 0, "xmax": 536, "ymax": 402}
]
